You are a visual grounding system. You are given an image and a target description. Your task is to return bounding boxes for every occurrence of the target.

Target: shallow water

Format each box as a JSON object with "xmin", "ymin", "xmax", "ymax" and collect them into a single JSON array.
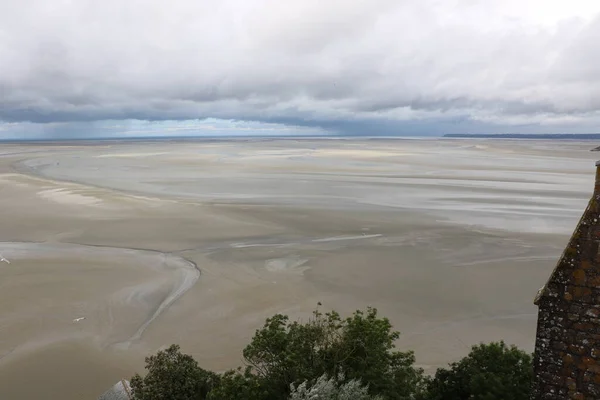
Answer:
[
  {"xmin": 18, "ymin": 139, "xmax": 594, "ymax": 234},
  {"xmin": 0, "ymin": 138, "xmax": 595, "ymax": 399}
]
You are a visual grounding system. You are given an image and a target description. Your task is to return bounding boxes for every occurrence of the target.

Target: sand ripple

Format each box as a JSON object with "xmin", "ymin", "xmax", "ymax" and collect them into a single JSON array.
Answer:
[{"xmin": 0, "ymin": 242, "xmax": 199, "ymax": 347}]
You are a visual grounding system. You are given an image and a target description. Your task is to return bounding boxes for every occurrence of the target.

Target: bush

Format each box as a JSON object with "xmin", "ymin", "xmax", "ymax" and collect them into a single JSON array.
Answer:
[
  {"xmin": 129, "ymin": 311, "xmax": 532, "ymax": 400},
  {"xmin": 421, "ymin": 341, "xmax": 532, "ymax": 400},
  {"xmin": 290, "ymin": 373, "xmax": 383, "ymax": 400},
  {"xmin": 207, "ymin": 367, "xmax": 269, "ymax": 400},
  {"xmin": 130, "ymin": 344, "xmax": 218, "ymax": 400},
  {"xmin": 242, "ymin": 307, "xmax": 423, "ymax": 399}
]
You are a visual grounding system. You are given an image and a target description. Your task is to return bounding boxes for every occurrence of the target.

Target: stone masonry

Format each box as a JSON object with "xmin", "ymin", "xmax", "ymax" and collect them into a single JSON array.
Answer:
[{"xmin": 532, "ymin": 161, "xmax": 600, "ymax": 399}]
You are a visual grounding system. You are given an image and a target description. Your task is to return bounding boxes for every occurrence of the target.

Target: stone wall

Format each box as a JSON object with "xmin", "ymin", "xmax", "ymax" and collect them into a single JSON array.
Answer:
[{"xmin": 532, "ymin": 163, "xmax": 600, "ymax": 400}]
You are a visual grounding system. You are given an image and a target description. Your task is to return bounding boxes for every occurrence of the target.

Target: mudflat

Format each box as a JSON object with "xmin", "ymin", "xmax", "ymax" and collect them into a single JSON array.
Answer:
[{"xmin": 0, "ymin": 139, "xmax": 594, "ymax": 399}]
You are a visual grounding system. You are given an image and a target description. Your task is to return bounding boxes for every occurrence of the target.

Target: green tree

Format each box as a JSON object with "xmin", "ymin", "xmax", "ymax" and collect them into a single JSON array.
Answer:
[
  {"xmin": 207, "ymin": 367, "xmax": 270, "ymax": 400},
  {"xmin": 242, "ymin": 307, "xmax": 423, "ymax": 399},
  {"xmin": 337, "ymin": 308, "xmax": 423, "ymax": 399},
  {"xmin": 421, "ymin": 341, "xmax": 532, "ymax": 400},
  {"xmin": 130, "ymin": 344, "xmax": 218, "ymax": 400}
]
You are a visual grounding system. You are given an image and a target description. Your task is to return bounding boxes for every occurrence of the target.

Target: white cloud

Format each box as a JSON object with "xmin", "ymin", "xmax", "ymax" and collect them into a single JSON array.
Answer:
[{"xmin": 1, "ymin": 0, "xmax": 600, "ymax": 136}]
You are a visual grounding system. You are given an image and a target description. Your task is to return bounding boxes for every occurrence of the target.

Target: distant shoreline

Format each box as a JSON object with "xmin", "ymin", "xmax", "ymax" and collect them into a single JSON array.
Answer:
[
  {"xmin": 2, "ymin": 133, "xmax": 600, "ymax": 144},
  {"xmin": 0, "ymin": 135, "xmax": 431, "ymax": 144},
  {"xmin": 443, "ymin": 133, "xmax": 600, "ymax": 140}
]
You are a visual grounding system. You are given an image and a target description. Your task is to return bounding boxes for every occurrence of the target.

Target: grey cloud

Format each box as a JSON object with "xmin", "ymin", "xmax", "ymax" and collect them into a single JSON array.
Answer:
[{"xmin": 1, "ymin": 0, "xmax": 600, "ymax": 135}]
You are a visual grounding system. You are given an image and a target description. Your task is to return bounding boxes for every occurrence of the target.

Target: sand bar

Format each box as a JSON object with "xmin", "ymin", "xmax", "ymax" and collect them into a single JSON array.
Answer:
[{"xmin": 0, "ymin": 138, "xmax": 595, "ymax": 399}]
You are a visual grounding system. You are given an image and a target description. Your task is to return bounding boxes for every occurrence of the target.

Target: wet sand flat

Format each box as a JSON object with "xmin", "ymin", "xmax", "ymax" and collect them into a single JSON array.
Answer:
[{"xmin": 0, "ymin": 138, "xmax": 595, "ymax": 399}]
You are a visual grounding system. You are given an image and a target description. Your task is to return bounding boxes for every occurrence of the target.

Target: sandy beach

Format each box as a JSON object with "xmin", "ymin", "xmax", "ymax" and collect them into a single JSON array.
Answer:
[{"xmin": 0, "ymin": 138, "xmax": 595, "ymax": 399}]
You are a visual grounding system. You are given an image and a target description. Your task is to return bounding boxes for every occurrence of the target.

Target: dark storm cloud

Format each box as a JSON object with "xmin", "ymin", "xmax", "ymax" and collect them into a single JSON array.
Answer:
[{"xmin": 1, "ymin": 0, "xmax": 600, "ymax": 137}]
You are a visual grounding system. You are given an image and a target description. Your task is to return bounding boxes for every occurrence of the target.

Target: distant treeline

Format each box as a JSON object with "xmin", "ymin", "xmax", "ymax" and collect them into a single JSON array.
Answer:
[{"xmin": 443, "ymin": 133, "xmax": 600, "ymax": 140}]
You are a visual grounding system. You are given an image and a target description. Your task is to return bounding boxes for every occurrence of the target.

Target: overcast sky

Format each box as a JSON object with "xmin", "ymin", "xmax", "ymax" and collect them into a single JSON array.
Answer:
[{"xmin": 1, "ymin": 0, "xmax": 600, "ymax": 139}]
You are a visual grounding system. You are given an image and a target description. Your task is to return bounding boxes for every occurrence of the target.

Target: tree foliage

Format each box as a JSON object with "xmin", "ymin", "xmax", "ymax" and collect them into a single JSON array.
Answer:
[
  {"xmin": 130, "ymin": 344, "xmax": 218, "ymax": 400},
  {"xmin": 207, "ymin": 367, "xmax": 269, "ymax": 400},
  {"xmin": 129, "ymin": 311, "xmax": 532, "ymax": 400},
  {"xmin": 290, "ymin": 373, "xmax": 383, "ymax": 400},
  {"xmin": 421, "ymin": 341, "xmax": 532, "ymax": 400},
  {"xmin": 242, "ymin": 307, "xmax": 423, "ymax": 399}
]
